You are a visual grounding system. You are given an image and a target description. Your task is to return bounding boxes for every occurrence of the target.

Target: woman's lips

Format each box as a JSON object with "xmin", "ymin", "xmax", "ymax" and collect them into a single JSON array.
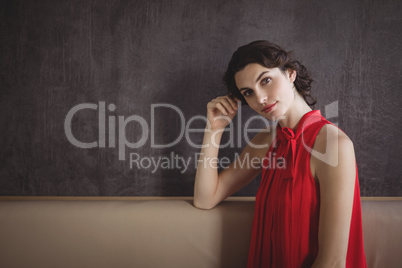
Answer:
[{"xmin": 262, "ymin": 103, "xmax": 276, "ymax": 113}]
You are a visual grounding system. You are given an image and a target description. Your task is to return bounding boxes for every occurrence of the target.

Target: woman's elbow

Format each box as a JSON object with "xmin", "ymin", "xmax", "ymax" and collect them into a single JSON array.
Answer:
[{"xmin": 193, "ymin": 197, "xmax": 216, "ymax": 210}]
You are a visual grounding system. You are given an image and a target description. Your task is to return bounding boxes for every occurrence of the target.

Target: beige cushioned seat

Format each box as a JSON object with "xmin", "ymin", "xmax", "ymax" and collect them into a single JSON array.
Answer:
[{"xmin": 0, "ymin": 199, "xmax": 400, "ymax": 268}]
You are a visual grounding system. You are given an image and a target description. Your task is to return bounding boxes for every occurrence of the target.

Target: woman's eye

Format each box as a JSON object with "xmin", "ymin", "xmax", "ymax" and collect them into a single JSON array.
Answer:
[
  {"xmin": 261, "ymin": 77, "xmax": 271, "ymax": 85},
  {"xmin": 243, "ymin": 89, "xmax": 252, "ymax": 97}
]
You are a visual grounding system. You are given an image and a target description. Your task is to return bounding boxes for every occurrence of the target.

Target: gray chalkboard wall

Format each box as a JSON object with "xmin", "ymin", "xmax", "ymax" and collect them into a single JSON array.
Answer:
[{"xmin": 1, "ymin": 0, "xmax": 401, "ymax": 196}]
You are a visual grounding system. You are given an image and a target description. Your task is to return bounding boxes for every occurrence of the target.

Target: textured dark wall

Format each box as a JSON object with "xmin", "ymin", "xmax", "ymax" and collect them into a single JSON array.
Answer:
[{"xmin": 0, "ymin": 0, "xmax": 401, "ymax": 196}]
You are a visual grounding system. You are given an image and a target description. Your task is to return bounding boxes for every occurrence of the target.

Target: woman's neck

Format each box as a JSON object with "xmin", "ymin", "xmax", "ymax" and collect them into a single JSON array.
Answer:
[{"xmin": 278, "ymin": 94, "xmax": 312, "ymax": 131}]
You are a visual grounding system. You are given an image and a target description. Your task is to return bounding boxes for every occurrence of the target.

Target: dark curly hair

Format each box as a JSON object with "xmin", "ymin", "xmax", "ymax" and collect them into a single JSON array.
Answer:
[{"xmin": 223, "ymin": 40, "xmax": 316, "ymax": 107}]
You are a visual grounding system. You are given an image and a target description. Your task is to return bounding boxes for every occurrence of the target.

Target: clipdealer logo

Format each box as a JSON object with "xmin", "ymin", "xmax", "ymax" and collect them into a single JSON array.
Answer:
[
  {"xmin": 64, "ymin": 100, "xmax": 339, "ymax": 172},
  {"xmin": 63, "ymin": 102, "xmax": 274, "ymax": 172}
]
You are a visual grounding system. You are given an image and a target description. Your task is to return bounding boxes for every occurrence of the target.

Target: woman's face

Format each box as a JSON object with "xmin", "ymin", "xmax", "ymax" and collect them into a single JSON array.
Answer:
[{"xmin": 234, "ymin": 63, "xmax": 296, "ymax": 121}]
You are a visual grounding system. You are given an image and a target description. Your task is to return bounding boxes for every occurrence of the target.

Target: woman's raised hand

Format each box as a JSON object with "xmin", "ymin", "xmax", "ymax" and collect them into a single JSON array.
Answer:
[{"xmin": 206, "ymin": 95, "xmax": 241, "ymax": 131}]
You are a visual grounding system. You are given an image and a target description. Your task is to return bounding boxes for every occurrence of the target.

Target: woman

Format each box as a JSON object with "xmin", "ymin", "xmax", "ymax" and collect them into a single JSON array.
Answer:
[{"xmin": 193, "ymin": 40, "xmax": 367, "ymax": 267}]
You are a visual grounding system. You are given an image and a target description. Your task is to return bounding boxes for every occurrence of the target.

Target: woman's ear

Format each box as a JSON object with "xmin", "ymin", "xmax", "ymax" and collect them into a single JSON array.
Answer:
[{"xmin": 287, "ymin": 69, "xmax": 297, "ymax": 83}]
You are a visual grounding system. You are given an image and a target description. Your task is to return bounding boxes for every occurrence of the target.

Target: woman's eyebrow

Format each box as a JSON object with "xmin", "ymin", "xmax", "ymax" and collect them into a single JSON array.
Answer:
[
  {"xmin": 255, "ymin": 71, "xmax": 270, "ymax": 83},
  {"xmin": 239, "ymin": 70, "xmax": 270, "ymax": 92}
]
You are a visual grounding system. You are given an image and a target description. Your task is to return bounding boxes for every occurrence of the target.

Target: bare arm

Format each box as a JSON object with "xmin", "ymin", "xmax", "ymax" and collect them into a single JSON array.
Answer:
[
  {"xmin": 193, "ymin": 95, "xmax": 271, "ymax": 209},
  {"xmin": 311, "ymin": 125, "xmax": 356, "ymax": 268}
]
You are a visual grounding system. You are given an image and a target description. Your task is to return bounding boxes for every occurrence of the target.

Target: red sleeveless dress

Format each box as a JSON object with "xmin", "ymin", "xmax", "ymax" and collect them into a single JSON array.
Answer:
[{"xmin": 247, "ymin": 110, "xmax": 367, "ymax": 268}]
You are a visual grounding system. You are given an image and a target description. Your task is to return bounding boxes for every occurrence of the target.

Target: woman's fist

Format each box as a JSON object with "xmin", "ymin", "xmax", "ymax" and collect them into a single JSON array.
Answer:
[{"xmin": 206, "ymin": 95, "xmax": 241, "ymax": 130}]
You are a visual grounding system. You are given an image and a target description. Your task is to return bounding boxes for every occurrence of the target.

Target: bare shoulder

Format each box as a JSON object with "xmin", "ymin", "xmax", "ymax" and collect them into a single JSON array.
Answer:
[
  {"xmin": 249, "ymin": 125, "xmax": 275, "ymax": 146},
  {"xmin": 314, "ymin": 124, "xmax": 353, "ymax": 150},
  {"xmin": 311, "ymin": 124, "xmax": 355, "ymax": 181},
  {"xmin": 244, "ymin": 125, "xmax": 276, "ymax": 160}
]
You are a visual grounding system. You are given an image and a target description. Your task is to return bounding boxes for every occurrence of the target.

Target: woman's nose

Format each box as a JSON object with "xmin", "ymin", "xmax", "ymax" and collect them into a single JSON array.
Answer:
[{"xmin": 256, "ymin": 91, "xmax": 268, "ymax": 104}]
